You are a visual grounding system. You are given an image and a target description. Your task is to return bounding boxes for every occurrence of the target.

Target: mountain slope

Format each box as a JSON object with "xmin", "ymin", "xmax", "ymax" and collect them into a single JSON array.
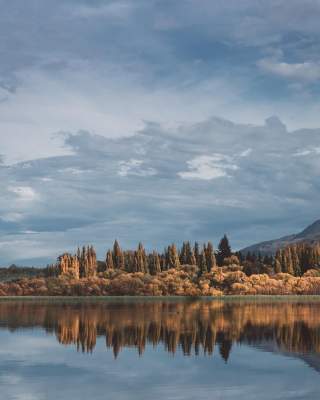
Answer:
[{"xmin": 241, "ymin": 220, "xmax": 320, "ymax": 255}]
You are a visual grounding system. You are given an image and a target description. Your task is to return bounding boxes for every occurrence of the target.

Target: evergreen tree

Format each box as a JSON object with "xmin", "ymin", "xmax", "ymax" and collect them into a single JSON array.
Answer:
[
  {"xmin": 274, "ymin": 250, "xmax": 282, "ymax": 273},
  {"xmin": 199, "ymin": 251, "xmax": 208, "ymax": 275},
  {"xmin": 187, "ymin": 242, "xmax": 197, "ymax": 265},
  {"xmin": 217, "ymin": 234, "xmax": 232, "ymax": 266},
  {"xmin": 136, "ymin": 242, "xmax": 147, "ymax": 273},
  {"xmin": 149, "ymin": 251, "xmax": 161, "ymax": 275},
  {"xmin": 113, "ymin": 240, "xmax": 124, "ymax": 270},
  {"xmin": 194, "ymin": 242, "xmax": 200, "ymax": 266},
  {"xmin": 179, "ymin": 242, "xmax": 188, "ymax": 264}
]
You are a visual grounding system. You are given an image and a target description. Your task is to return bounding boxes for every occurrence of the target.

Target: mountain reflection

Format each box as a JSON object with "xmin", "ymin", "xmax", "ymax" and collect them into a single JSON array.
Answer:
[{"xmin": 1, "ymin": 300, "xmax": 320, "ymax": 360}]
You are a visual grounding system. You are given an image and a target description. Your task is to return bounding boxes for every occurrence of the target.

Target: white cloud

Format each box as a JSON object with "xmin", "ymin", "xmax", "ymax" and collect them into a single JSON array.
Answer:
[
  {"xmin": 0, "ymin": 65, "xmax": 247, "ymax": 164},
  {"xmin": 178, "ymin": 154, "xmax": 239, "ymax": 181},
  {"xmin": 72, "ymin": 2, "xmax": 134, "ymax": 19},
  {"xmin": 293, "ymin": 147, "xmax": 320, "ymax": 157},
  {"xmin": 257, "ymin": 59, "xmax": 320, "ymax": 82},
  {"xmin": 1, "ymin": 116, "xmax": 320, "ymax": 265},
  {"xmin": 0, "ymin": 212, "xmax": 24, "ymax": 222},
  {"xmin": 8, "ymin": 186, "xmax": 37, "ymax": 202},
  {"xmin": 58, "ymin": 167, "xmax": 86, "ymax": 175},
  {"xmin": 118, "ymin": 159, "xmax": 157, "ymax": 177},
  {"xmin": 39, "ymin": 177, "xmax": 53, "ymax": 182},
  {"xmin": 239, "ymin": 148, "xmax": 252, "ymax": 157}
]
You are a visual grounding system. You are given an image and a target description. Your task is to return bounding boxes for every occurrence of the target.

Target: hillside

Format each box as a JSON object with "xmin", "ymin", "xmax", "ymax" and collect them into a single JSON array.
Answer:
[{"xmin": 241, "ymin": 220, "xmax": 320, "ymax": 255}]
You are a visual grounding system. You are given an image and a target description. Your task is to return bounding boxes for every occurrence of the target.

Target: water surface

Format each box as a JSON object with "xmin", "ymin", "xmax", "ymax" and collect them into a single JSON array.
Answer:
[{"xmin": 0, "ymin": 298, "xmax": 320, "ymax": 399}]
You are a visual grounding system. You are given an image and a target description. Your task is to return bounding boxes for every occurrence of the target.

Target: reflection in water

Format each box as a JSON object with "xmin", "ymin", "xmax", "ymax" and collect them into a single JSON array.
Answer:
[{"xmin": 1, "ymin": 300, "xmax": 320, "ymax": 361}]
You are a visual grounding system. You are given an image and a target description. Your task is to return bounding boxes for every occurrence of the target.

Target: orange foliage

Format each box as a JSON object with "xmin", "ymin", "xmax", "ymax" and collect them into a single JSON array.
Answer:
[{"xmin": 1, "ymin": 265, "xmax": 320, "ymax": 296}]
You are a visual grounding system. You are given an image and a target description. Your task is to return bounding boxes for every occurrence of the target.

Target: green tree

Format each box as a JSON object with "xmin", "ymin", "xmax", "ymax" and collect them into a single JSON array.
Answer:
[
  {"xmin": 149, "ymin": 251, "xmax": 161, "ymax": 275},
  {"xmin": 194, "ymin": 242, "xmax": 200, "ymax": 266},
  {"xmin": 113, "ymin": 240, "xmax": 124, "ymax": 270},
  {"xmin": 217, "ymin": 235, "xmax": 232, "ymax": 266},
  {"xmin": 205, "ymin": 242, "xmax": 216, "ymax": 270},
  {"xmin": 199, "ymin": 251, "xmax": 208, "ymax": 275}
]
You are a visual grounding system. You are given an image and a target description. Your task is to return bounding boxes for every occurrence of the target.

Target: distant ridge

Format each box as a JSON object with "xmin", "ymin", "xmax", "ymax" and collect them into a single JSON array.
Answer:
[{"xmin": 241, "ymin": 219, "xmax": 320, "ymax": 255}]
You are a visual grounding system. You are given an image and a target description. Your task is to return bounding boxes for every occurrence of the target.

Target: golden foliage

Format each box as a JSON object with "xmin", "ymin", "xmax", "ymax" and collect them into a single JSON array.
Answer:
[{"xmin": 2, "ymin": 265, "xmax": 320, "ymax": 296}]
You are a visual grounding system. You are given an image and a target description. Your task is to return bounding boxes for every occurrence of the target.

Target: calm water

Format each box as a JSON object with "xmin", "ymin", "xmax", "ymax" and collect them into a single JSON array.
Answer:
[{"xmin": 0, "ymin": 299, "xmax": 320, "ymax": 400}]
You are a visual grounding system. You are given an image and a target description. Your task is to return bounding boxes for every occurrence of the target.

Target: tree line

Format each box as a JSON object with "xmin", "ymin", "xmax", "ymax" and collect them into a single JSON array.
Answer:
[
  {"xmin": 53, "ymin": 236, "xmax": 320, "ymax": 280},
  {"xmin": 55, "ymin": 235, "xmax": 233, "ymax": 279},
  {"xmin": 1, "ymin": 301, "xmax": 319, "ymax": 359},
  {"xmin": 273, "ymin": 242, "xmax": 320, "ymax": 275}
]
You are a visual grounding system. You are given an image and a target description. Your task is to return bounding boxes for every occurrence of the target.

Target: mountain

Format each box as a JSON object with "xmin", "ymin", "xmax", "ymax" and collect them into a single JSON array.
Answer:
[{"xmin": 241, "ymin": 220, "xmax": 320, "ymax": 255}]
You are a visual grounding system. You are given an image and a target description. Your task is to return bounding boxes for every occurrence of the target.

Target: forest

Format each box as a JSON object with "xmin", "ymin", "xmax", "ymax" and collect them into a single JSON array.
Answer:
[{"xmin": 1, "ymin": 236, "xmax": 320, "ymax": 296}]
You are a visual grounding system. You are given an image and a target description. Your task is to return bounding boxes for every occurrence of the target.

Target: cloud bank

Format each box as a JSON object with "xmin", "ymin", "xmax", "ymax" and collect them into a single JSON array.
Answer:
[
  {"xmin": 1, "ymin": 0, "xmax": 320, "ymax": 264},
  {"xmin": 1, "ymin": 117, "xmax": 320, "ymax": 264}
]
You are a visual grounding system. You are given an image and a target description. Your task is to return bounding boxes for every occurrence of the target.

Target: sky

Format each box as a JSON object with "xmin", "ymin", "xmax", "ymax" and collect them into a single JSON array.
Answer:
[{"xmin": 1, "ymin": 0, "xmax": 320, "ymax": 265}]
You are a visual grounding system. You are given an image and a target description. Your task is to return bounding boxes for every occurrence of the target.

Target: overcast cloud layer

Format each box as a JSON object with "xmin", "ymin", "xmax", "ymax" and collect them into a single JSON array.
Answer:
[{"xmin": 1, "ymin": 0, "xmax": 320, "ymax": 265}]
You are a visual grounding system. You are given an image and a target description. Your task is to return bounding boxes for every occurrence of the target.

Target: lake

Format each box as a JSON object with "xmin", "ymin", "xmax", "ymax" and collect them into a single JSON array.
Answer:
[{"xmin": 0, "ymin": 298, "xmax": 320, "ymax": 399}]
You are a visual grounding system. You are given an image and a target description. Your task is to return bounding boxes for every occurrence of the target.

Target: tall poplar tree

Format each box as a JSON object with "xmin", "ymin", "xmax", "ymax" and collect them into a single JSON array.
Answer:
[{"xmin": 113, "ymin": 240, "xmax": 124, "ymax": 270}]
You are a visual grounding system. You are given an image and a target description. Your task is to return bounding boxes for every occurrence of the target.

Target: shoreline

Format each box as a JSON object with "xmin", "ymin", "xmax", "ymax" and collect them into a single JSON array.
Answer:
[{"xmin": 1, "ymin": 295, "xmax": 320, "ymax": 302}]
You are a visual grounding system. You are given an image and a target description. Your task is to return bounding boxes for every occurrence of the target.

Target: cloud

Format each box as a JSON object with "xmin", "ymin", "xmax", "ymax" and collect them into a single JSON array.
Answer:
[
  {"xmin": 118, "ymin": 159, "xmax": 157, "ymax": 177},
  {"xmin": 72, "ymin": 2, "xmax": 134, "ymax": 19},
  {"xmin": 258, "ymin": 59, "xmax": 320, "ymax": 82},
  {"xmin": 293, "ymin": 147, "xmax": 320, "ymax": 157},
  {"xmin": 1, "ymin": 1, "xmax": 320, "ymax": 264},
  {"xmin": 8, "ymin": 186, "xmax": 37, "ymax": 202},
  {"xmin": 1, "ymin": 115, "xmax": 320, "ymax": 265},
  {"xmin": 239, "ymin": 148, "xmax": 252, "ymax": 157},
  {"xmin": 0, "ymin": 213, "xmax": 24, "ymax": 223},
  {"xmin": 2, "ymin": 0, "xmax": 320, "ymax": 165},
  {"xmin": 178, "ymin": 155, "xmax": 238, "ymax": 180}
]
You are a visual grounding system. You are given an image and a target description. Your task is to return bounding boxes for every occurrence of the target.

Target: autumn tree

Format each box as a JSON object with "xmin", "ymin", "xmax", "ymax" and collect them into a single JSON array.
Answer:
[
  {"xmin": 58, "ymin": 253, "xmax": 80, "ymax": 279},
  {"xmin": 167, "ymin": 244, "xmax": 180, "ymax": 269},
  {"xmin": 113, "ymin": 240, "xmax": 125, "ymax": 270},
  {"xmin": 79, "ymin": 246, "xmax": 97, "ymax": 278},
  {"xmin": 149, "ymin": 251, "xmax": 161, "ymax": 275},
  {"xmin": 194, "ymin": 242, "xmax": 200, "ymax": 265},
  {"xmin": 105, "ymin": 250, "xmax": 114, "ymax": 270},
  {"xmin": 205, "ymin": 242, "xmax": 216, "ymax": 270}
]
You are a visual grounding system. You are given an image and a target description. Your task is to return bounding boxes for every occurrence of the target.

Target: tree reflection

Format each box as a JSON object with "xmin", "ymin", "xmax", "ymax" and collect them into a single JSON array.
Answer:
[{"xmin": 1, "ymin": 300, "xmax": 320, "ymax": 360}]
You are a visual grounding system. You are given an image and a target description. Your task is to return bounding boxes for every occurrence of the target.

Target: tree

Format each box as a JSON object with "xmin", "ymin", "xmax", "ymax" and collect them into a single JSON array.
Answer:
[
  {"xmin": 194, "ymin": 242, "xmax": 200, "ymax": 266},
  {"xmin": 187, "ymin": 243, "xmax": 197, "ymax": 266},
  {"xmin": 58, "ymin": 253, "xmax": 80, "ymax": 279},
  {"xmin": 274, "ymin": 250, "xmax": 282, "ymax": 273},
  {"xmin": 113, "ymin": 240, "xmax": 124, "ymax": 270},
  {"xmin": 78, "ymin": 245, "xmax": 97, "ymax": 278},
  {"xmin": 217, "ymin": 235, "xmax": 232, "ymax": 266},
  {"xmin": 136, "ymin": 242, "xmax": 148, "ymax": 273},
  {"xmin": 106, "ymin": 250, "xmax": 114, "ymax": 270},
  {"xmin": 205, "ymin": 242, "xmax": 216, "ymax": 270},
  {"xmin": 199, "ymin": 251, "xmax": 208, "ymax": 275},
  {"xmin": 149, "ymin": 251, "xmax": 161, "ymax": 275},
  {"xmin": 179, "ymin": 242, "xmax": 188, "ymax": 264},
  {"xmin": 167, "ymin": 244, "xmax": 180, "ymax": 269}
]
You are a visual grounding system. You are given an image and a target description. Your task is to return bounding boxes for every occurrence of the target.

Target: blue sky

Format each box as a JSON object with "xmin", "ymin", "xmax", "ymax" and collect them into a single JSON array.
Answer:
[{"xmin": 1, "ymin": 0, "xmax": 320, "ymax": 265}]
